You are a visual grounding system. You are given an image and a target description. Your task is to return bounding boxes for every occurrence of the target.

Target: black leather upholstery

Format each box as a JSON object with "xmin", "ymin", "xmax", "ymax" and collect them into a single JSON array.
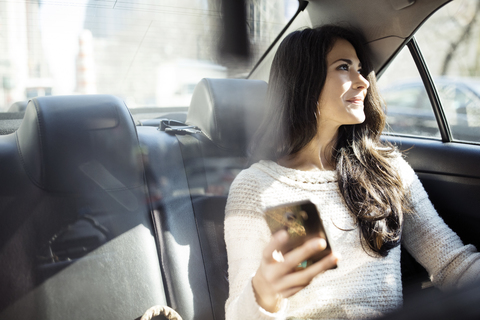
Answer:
[
  {"xmin": 187, "ymin": 78, "xmax": 267, "ymax": 154},
  {"xmin": 191, "ymin": 195, "xmax": 229, "ymax": 318},
  {"xmin": 135, "ymin": 78, "xmax": 268, "ymax": 320},
  {"xmin": 0, "ymin": 79, "xmax": 270, "ymax": 320},
  {"xmin": 0, "ymin": 95, "xmax": 167, "ymax": 320},
  {"xmin": 183, "ymin": 78, "xmax": 268, "ymax": 319},
  {"xmin": 16, "ymin": 95, "xmax": 143, "ymax": 195},
  {"xmin": 171, "ymin": 78, "xmax": 269, "ymax": 319},
  {"xmin": 137, "ymin": 126, "xmax": 215, "ymax": 320}
]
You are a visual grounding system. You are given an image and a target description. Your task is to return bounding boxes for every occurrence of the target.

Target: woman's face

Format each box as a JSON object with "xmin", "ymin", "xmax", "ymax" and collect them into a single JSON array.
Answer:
[{"xmin": 317, "ymin": 38, "xmax": 370, "ymax": 128}]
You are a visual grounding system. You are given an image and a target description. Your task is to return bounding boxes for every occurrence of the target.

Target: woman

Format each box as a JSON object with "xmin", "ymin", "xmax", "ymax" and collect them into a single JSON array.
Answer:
[{"xmin": 224, "ymin": 25, "xmax": 480, "ymax": 319}]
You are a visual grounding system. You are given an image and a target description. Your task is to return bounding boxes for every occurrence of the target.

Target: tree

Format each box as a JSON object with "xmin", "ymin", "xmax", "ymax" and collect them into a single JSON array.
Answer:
[{"xmin": 441, "ymin": 0, "xmax": 480, "ymax": 76}]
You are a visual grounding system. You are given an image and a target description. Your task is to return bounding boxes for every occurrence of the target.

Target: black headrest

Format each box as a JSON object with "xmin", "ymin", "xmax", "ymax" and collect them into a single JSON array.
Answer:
[
  {"xmin": 186, "ymin": 78, "xmax": 267, "ymax": 153},
  {"xmin": 16, "ymin": 95, "xmax": 143, "ymax": 194}
]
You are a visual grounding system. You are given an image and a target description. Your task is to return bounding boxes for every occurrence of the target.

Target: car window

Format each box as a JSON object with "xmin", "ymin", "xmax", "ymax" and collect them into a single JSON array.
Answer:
[
  {"xmin": 378, "ymin": 47, "xmax": 441, "ymax": 138},
  {"xmin": 415, "ymin": 0, "xmax": 480, "ymax": 143},
  {"xmin": 0, "ymin": 0, "xmax": 298, "ymax": 115}
]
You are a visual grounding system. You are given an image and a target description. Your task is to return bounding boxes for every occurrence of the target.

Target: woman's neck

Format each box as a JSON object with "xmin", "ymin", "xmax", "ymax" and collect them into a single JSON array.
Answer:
[{"xmin": 278, "ymin": 123, "xmax": 339, "ymax": 171}]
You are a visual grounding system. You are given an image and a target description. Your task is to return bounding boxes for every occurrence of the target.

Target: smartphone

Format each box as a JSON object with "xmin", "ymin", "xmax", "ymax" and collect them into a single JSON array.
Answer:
[{"xmin": 264, "ymin": 200, "xmax": 336, "ymax": 270}]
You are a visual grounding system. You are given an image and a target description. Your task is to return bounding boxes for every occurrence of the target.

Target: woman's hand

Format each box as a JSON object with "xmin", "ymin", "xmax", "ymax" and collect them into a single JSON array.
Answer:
[{"xmin": 252, "ymin": 230, "xmax": 339, "ymax": 313}]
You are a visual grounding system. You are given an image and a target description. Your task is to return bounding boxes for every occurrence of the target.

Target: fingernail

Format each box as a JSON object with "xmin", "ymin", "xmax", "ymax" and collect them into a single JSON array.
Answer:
[
  {"xmin": 318, "ymin": 238, "xmax": 327, "ymax": 250},
  {"xmin": 272, "ymin": 250, "xmax": 285, "ymax": 263}
]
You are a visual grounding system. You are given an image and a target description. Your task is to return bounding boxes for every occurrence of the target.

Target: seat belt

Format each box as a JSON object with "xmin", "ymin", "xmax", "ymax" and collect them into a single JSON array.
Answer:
[
  {"xmin": 160, "ymin": 119, "xmax": 202, "ymax": 135},
  {"xmin": 161, "ymin": 119, "xmax": 209, "ymax": 194},
  {"xmin": 160, "ymin": 119, "xmax": 220, "ymax": 319}
]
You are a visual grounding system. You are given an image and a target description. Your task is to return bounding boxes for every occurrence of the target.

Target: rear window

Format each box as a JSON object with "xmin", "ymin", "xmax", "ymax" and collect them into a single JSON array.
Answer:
[{"xmin": 0, "ymin": 0, "xmax": 298, "ymax": 113}]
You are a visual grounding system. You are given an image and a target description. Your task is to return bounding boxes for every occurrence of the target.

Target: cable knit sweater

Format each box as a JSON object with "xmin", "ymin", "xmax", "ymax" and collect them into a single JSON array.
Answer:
[{"xmin": 224, "ymin": 156, "xmax": 480, "ymax": 320}]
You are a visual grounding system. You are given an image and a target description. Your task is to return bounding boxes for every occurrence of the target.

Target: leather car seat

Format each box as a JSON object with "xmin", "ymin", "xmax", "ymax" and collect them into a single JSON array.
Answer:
[
  {"xmin": 0, "ymin": 95, "xmax": 167, "ymax": 320},
  {"xmin": 167, "ymin": 78, "xmax": 268, "ymax": 320}
]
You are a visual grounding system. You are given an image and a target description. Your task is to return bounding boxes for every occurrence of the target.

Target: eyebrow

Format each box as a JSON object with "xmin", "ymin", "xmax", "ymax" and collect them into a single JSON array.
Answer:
[{"xmin": 331, "ymin": 58, "xmax": 362, "ymax": 68}]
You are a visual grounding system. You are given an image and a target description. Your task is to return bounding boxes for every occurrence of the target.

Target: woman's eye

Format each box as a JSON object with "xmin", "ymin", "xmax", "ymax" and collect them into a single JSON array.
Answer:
[
  {"xmin": 357, "ymin": 69, "xmax": 363, "ymax": 74},
  {"xmin": 338, "ymin": 64, "xmax": 349, "ymax": 71}
]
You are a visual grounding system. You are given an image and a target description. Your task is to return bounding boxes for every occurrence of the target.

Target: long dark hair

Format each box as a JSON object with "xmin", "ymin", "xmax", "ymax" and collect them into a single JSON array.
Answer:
[{"xmin": 251, "ymin": 25, "xmax": 412, "ymax": 257}]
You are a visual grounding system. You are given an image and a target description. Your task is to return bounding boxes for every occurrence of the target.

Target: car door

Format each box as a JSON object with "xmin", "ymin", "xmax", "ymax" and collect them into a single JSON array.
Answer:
[{"xmin": 377, "ymin": 0, "xmax": 480, "ymax": 300}]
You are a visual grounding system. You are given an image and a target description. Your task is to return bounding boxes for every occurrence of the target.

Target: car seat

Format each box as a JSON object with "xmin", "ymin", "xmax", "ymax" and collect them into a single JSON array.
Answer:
[
  {"xmin": 138, "ymin": 78, "xmax": 267, "ymax": 320},
  {"xmin": 0, "ymin": 95, "xmax": 167, "ymax": 320}
]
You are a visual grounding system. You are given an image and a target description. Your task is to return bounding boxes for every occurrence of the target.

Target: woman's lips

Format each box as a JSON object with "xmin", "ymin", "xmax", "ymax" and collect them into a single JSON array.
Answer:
[{"xmin": 347, "ymin": 98, "xmax": 364, "ymax": 104}]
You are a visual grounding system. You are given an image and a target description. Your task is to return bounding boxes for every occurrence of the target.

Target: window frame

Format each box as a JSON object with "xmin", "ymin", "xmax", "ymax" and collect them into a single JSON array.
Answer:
[
  {"xmin": 384, "ymin": 36, "xmax": 480, "ymax": 146},
  {"xmin": 407, "ymin": 37, "xmax": 453, "ymax": 142},
  {"xmin": 378, "ymin": 1, "xmax": 480, "ymax": 146},
  {"xmin": 247, "ymin": 0, "xmax": 307, "ymax": 78}
]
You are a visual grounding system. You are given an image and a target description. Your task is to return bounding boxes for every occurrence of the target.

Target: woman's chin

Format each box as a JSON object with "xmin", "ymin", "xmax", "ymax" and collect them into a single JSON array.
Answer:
[{"xmin": 346, "ymin": 113, "xmax": 366, "ymax": 125}]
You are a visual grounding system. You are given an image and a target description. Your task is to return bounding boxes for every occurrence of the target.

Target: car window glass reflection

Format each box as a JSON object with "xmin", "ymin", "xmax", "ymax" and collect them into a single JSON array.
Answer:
[
  {"xmin": 378, "ymin": 47, "xmax": 441, "ymax": 138},
  {"xmin": 416, "ymin": 0, "xmax": 480, "ymax": 143},
  {"xmin": 0, "ymin": 0, "xmax": 298, "ymax": 115}
]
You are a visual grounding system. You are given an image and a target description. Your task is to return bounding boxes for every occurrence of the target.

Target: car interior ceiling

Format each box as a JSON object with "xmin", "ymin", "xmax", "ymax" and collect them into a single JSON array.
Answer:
[
  {"xmin": 249, "ymin": 0, "xmax": 451, "ymax": 81},
  {"xmin": 1, "ymin": 0, "xmax": 480, "ymax": 320}
]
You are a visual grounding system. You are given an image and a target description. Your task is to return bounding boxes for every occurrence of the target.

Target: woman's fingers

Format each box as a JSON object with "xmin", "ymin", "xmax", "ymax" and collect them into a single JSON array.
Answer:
[
  {"xmin": 285, "ymin": 253, "xmax": 338, "ymax": 286},
  {"xmin": 275, "ymin": 237, "xmax": 327, "ymax": 273},
  {"xmin": 277, "ymin": 253, "xmax": 339, "ymax": 298},
  {"xmin": 253, "ymin": 232, "xmax": 339, "ymax": 311},
  {"xmin": 279, "ymin": 286, "xmax": 304, "ymax": 298},
  {"xmin": 262, "ymin": 229, "xmax": 289, "ymax": 263},
  {"xmin": 253, "ymin": 231, "xmax": 290, "ymax": 313}
]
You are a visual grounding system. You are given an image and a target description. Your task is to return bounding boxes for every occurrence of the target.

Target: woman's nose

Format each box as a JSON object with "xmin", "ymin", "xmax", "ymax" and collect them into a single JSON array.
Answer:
[{"xmin": 354, "ymin": 73, "xmax": 369, "ymax": 90}]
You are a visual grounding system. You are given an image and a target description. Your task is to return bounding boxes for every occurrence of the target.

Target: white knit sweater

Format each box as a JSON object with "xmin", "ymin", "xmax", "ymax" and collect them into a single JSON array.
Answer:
[{"xmin": 224, "ymin": 156, "xmax": 480, "ymax": 320}]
